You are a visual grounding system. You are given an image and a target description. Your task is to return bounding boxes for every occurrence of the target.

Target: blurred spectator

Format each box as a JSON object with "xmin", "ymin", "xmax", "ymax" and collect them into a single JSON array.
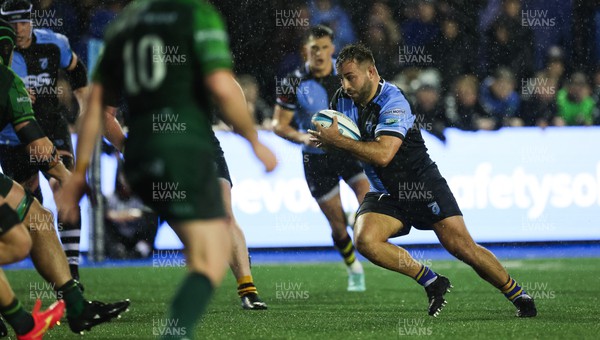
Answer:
[
  {"xmin": 309, "ymin": 0, "xmax": 356, "ymax": 52},
  {"xmin": 401, "ymin": 0, "xmax": 440, "ymax": 50},
  {"xmin": 485, "ymin": 18, "xmax": 532, "ymax": 79},
  {"xmin": 520, "ymin": 72, "xmax": 559, "ymax": 127},
  {"xmin": 544, "ymin": 46, "xmax": 567, "ymax": 88},
  {"xmin": 363, "ymin": 1, "xmax": 402, "ymax": 78},
  {"xmin": 428, "ymin": 12, "xmax": 476, "ymax": 93},
  {"xmin": 479, "ymin": 67, "xmax": 523, "ymax": 128},
  {"xmin": 392, "ymin": 67, "xmax": 441, "ymax": 99},
  {"xmin": 555, "ymin": 72, "xmax": 598, "ymax": 126},
  {"xmin": 497, "ymin": 0, "xmax": 531, "ymax": 43},
  {"xmin": 414, "ymin": 84, "xmax": 448, "ymax": 142},
  {"xmin": 435, "ymin": 0, "xmax": 484, "ymax": 39},
  {"xmin": 238, "ymin": 74, "xmax": 273, "ymax": 129},
  {"xmin": 446, "ymin": 75, "xmax": 494, "ymax": 131}
]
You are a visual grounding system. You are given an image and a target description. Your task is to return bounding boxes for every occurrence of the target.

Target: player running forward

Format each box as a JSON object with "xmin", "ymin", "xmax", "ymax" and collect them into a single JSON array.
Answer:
[
  {"xmin": 309, "ymin": 44, "xmax": 537, "ymax": 318},
  {"xmin": 0, "ymin": 172, "xmax": 66, "ymax": 340},
  {"xmin": 58, "ymin": 0, "xmax": 276, "ymax": 338},
  {"xmin": 0, "ymin": 0, "xmax": 90, "ymax": 280},
  {"xmin": 0, "ymin": 19, "xmax": 130, "ymax": 336},
  {"xmin": 273, "ymin": 25, "xmax": 369, "ymax": 291}
]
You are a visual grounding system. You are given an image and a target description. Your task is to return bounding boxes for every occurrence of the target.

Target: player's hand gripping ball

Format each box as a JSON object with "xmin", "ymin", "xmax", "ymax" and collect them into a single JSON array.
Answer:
[{"xmin": 311, "ymin": 110, "xmax": 361, "ymax": 140}]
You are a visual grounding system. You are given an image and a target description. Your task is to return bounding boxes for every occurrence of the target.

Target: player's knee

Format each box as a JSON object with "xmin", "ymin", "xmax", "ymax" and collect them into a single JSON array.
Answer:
[
  {"xmin": 13, "ymin": 235, "xmax": 32, "ymax": 261},
  {"xmin": 354, "ymin": 230, "xmax": 376, "ymax": 256},
  {"xmin": 28, "ymin": 204, "xmax": 54, "ymax": 233},
  {"xmin": 9, "ymin": 226, "xmax": 32, "ymax": 262}
]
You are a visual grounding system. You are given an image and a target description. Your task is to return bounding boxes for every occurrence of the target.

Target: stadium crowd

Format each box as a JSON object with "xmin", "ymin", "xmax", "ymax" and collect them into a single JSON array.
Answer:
[{"xmin": 31, "ymin": 0, "xmax": 600, "ymax": 134}]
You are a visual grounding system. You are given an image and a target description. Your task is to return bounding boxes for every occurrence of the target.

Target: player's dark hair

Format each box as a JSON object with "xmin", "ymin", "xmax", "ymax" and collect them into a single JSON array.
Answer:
[
  {"xmin": 335, "ymin": 43, "xmax": 375, "ymax": 70},
  {"xmin": 304, "ymin": 25, "xmax": 334, "ymax": 44},
  {"xmin": 0, "ymin": 18, "xmax": 15, "ymax": 65}
]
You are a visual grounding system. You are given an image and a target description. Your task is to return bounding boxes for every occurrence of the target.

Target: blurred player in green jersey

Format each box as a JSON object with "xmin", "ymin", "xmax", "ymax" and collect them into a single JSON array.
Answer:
[{"xmin": 58, "ymin": 1, "xmax": 276, "ymax": 338}]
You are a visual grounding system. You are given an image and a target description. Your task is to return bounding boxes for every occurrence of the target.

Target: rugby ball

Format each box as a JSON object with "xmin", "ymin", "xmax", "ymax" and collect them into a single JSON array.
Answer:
[{"xmin": 311, "ymin": 109, "xmax": 361, "ymax": 140}]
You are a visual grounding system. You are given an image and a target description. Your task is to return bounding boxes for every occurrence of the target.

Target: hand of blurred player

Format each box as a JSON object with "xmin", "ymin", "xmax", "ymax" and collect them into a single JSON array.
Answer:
[
  {"xmin": 308, "ymin": 115, "xmax": 343, "ymax": 147},
  {"xmin": 56, "ymin": 172, "xmax": 88, "ymax": 224},
  {"xmin": 300, "ymin": 133, "xmax": 319, "ymax": 148},
  {"xmin": 251, "ymin": 141, "xmax": 277, "ymax": 172}
]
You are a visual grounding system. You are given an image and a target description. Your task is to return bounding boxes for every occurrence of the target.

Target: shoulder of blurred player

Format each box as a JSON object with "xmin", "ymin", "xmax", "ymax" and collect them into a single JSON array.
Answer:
[
  {"xmin": 32, "ymin": 28, "xmax": 74, "ymax": 68},
  {"xmin": 32, "ymin": 28, "xmax": 68, "ymax": 45}
]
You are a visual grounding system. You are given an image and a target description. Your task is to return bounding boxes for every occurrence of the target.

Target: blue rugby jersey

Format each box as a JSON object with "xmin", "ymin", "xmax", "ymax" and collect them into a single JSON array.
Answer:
[
  {"xmin": 330, "ymin": 80, "xmax": 435, "ymax": 196},
  {"xmin": 275, "ymin": 61, "xmax": 340, "ymax": 154}
]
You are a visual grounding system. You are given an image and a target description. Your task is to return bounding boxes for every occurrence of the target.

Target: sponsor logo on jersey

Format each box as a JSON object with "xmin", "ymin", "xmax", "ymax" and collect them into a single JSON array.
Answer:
[
  {"xmin": 382, "ymin": 108, "xmax": 404, "ymax": 116},
  {"xmin": 25, "ymin": 73, "xmax": 53, "ymax": 87},
  {"xmin": 39, "ymin": 58, "xmax": 48, "ymax": 70},
  {"xmin": 384, "ymin": 118, "xmax": 399, "ymax": 125}
]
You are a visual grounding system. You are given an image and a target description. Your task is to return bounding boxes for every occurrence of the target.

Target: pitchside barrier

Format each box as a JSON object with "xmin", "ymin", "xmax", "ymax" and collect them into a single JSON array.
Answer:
[{"xmin": 35, "ymin": 127, "xmax": 600, "ymax": 255}]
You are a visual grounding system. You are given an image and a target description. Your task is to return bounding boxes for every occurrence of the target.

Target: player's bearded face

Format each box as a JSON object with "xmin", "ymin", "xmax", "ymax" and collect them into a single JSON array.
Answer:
[{"xmin": 339, "ymin": 61, "xmax": 374, "ymax": 105}]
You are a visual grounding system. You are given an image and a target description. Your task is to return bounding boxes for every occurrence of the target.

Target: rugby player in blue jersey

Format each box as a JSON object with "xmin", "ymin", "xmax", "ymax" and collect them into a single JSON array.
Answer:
[
  {"xmin": 273, "ymin": 26, "xmax": 369, "ymax": 292},
  {"xmin": 309, "ymin": 44, "xmax": 537, "ymax": 318}
]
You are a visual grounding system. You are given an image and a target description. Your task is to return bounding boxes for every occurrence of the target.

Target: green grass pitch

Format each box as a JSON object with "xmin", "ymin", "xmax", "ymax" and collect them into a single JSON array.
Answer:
[{"xmin": 4, "ymin": 257, "xmax": 600, "ymax": 339}]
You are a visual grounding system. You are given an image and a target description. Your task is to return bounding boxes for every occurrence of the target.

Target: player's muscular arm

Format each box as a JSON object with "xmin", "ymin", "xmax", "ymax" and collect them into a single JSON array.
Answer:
[
  {"xmin": 73, "ymin": 82, "xmax": 104, "ymax": 176},
  {"xmin": 206, "ymin": 70, "xmax": 258, "ymax": 143},
  {"xmin": 272, "ymin": 106, "xmax": 311, "ymax": 145},
  {"xmin": 73, "ymin": 84, "xmax": 124, "ymax": 152},
  {"xmin": 335, "ymin": 135, "xmax": 401, "ymax": 167},
  {"xmin": 309, "ymin": 116, "xmax": 401, "ymax": 167},
  {"xmin": 206, "ymin": 70, "xmax": 276, "ymax": 171},
  {"xmin": 103, "ymin": 106, "xmax": 125, "ymax": 152}
]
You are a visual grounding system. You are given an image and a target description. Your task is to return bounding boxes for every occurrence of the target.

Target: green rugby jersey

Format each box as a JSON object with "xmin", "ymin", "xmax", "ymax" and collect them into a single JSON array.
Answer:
[
  {"xmin": 0, "ymin": 63, "xmax": 36, "ymax": 133},
  {"xmin": 93, "ymin": 0, "xmax": 233, "ymax": 150}
]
